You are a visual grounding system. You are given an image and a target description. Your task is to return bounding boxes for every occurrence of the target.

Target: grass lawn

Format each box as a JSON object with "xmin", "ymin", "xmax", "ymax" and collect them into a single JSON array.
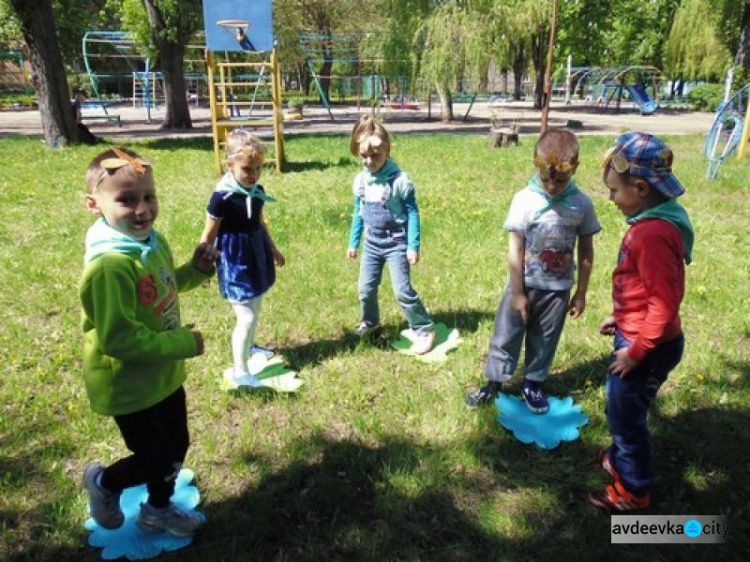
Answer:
[{"xmin": 0, "ymin": 131, "xmax": 747, "ymax": 561}]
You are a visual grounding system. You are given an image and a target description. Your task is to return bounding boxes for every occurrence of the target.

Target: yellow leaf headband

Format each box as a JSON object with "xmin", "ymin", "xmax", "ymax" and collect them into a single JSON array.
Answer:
[
  {"xmin": 600, "ymin": 146, "xmax": 630, "ymax": 173},
  {"xmin": 227, "ymin": 145, "xmax": 265, "ymax": 163},
  {"xmin": 358, "ymin": 134, "xmax": 384, "ymax": 153},
  {"xmin": 96, "ymin": 149, "xmax": 151, "ymax": 187},
  {"xmin": 534, "ymin": 152, "xmax": 574, "ymax": 181}
]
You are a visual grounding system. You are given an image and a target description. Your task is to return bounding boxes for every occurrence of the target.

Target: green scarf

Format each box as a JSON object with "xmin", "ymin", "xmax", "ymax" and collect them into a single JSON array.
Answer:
[
  {"xmin": 627, "ymin": 199, "xmax": 694, "ymax": 264},
  {"xmin": 365, "ymin": 159, "xmax": 401, "ymax": 185},
  {"xmin": 84, "ymin": 217, "xmax": 159, "ymax": 264},
  {"xmin": 217, "ymin": 172, "xmax": 276, "ymax": 218},
  {"xmin": 528, "ymin": 175, "xmax": 581, "ymax": 219}
]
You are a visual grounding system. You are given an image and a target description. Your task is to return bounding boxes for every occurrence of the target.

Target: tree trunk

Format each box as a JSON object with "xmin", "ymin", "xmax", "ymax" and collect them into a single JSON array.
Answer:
[
  {"xmin": 735, "ymin": 2, "xmax": 750, "ymax": 69},
  {"xmin": 142, "ymin": 0, "xmax": 192, "ymax": 129},
  {"xmin": 512, "ymin": 47, "xmax": 526, "ymax": 101},
  {"xmin": 158, "ymin": 41, "xmax": 192, "ymax": 128},
  {"xmin": 9, "ymin": 0, "xmax": 79, "ymax": 146},
  {"xmin": 319, "ymin": 54, "xmax": 333, "ymax": 103},
  {"xmin": 532, "ymin": 31, "xmax": 547, "ymax": 110},
  {"xmin": 435, "ymin": 80, "xmax": 453, "ymax": 122}
]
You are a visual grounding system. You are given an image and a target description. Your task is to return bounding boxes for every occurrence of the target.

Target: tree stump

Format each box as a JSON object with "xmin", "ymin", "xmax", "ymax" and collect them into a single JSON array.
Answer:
[{"xmin": 489, "ymin": 126, "xmax": 519, "ymax": 148}]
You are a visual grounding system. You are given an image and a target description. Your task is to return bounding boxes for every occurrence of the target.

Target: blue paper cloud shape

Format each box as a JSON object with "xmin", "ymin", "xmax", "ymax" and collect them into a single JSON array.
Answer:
[
  {"xmin": 85, "ymin": 468, "xmax": 204, "ymax": 560},
  {"xmin": 495, "ymin": 393, "xmax": 589, "ymax": 450}
]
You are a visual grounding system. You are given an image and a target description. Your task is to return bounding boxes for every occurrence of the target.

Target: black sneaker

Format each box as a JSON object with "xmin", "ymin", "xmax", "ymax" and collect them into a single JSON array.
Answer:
[
  {"xmin": 465, "ymin": 382, "xmax": 502, "ymax": 408},
  {"xmin": 522, "ymin": 380, "xmax": 549, "ymax": 414}
]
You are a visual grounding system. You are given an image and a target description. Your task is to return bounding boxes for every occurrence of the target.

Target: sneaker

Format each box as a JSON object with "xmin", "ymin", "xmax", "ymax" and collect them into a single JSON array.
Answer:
[
  {"xmin": 233, "ymin": 371, "xmax": 262, "ymax": 388},
  {"xmin": 411, "ymin": 330, "xmax": 436, "ymax": 355},
  {"xmin": 249, "ymin": 344, "xmax": 274, "ymax": 359},
  {"xmin": 83, "ymin": 463, "xmax": 124, "ymax": 529},
  {"xmin": 223, "ymin": 368, "xmax": 262, "ymax": 388},
  {"xmin": 465, "ymin": 382, "xmax": 502, "ymax": 408},
  {"xmin": 353, "ymin": 322, "xmax": 379, "ymax": 337},
  {"xmin": 522, "ymin": 380, "xmax": 549, "ymax": 414},
  {"xmin": 599, "ymin": 449, "xmax": 620, "ymax": 481},
  {"xmin": 136, "ymin": 502, "xmax": 205, "ymax": 537},
  {"xmin": 588, "ymin": 481, "xmax": 650, "ymax": 512}
]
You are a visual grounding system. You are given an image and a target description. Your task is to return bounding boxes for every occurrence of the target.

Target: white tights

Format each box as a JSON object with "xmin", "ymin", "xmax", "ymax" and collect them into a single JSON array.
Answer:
[{"xmin": 231, "ymin": 297, "xmax": 263, "ymax": 374}]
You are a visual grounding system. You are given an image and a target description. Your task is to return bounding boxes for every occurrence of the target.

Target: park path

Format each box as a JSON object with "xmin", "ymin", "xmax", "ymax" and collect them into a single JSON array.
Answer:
[{"xmin": 0, "ymin": 100, "xmax": 715, "ymax": 142}]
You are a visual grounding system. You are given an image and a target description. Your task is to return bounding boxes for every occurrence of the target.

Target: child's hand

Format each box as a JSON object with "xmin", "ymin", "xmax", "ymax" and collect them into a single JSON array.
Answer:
[
  {"xmin": 347, "ymin": 248, "xmax": 358, "ymax": 260},
  {"xmin": 193, "ymin": 330, "xmax": 205, "ymax": 355},
  {"xmin": 192, "ymin": 243, "xmax": 219, "ymax": 274},
  {"xmin": 599, "ymin": 315, "xmax": 617, "ymax": 335},
  {"xmin": 407, "ymin": 249, "xmax": 419, "ymax": 265},
  {"xmin": 511, "ymin": 293, "xmax": 529, "ymax": 325},
  {"xmin": 609, "ymin": 347, "xmax": 638, "ymax": 378},
  {"xmin": 272, "ymin": 247, "xmax": 286, "ymax": 267},
  {"xmin": 568, "ymin": 291, "xmax": 586, "ymax": 319}
]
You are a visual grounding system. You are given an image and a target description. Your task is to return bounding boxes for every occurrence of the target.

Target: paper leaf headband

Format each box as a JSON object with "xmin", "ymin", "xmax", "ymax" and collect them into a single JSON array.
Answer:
[
  {"xmin": 96, "ymin": 149, "xmax": 151, "ymax": 187},
  {"xmin": 227, "ymin": 146, "xmax": 265, "ymax": 163},
  {"xmin": 358, "ymin": 134, "xmax": 384, "ymax": 153},
  {"xmin": 600, "ymin": 146, "xmax": 674, "ymax": 174},
  {"xmin": 533, "ymin": 152, "xmax": 574, "ymax": 181}
]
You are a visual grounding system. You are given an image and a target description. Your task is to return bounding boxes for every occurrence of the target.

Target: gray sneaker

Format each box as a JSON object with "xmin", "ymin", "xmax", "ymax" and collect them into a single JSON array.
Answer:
[
  {"xmin": 83, "ymin": 463, "xmax": 124, "ymax": 529},
  {"xmin": 136, "ymin": 502, "xmax": 205, "ymax": 537},
  {"xmin": 354, "ymin": 322, "xmax": 379, "ymax": 337}
]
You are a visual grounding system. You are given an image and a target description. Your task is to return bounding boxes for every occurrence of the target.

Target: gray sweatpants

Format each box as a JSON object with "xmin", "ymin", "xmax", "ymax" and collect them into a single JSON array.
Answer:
[{"xmin": 484, "ymin": 284, "xmax": 570, "ymax": 383}]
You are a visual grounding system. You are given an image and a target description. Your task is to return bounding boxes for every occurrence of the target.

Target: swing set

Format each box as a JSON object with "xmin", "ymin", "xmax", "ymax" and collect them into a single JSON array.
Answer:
[{"xmin": 297, "ymin": 31, "xmax": 416, "ymax": 120}]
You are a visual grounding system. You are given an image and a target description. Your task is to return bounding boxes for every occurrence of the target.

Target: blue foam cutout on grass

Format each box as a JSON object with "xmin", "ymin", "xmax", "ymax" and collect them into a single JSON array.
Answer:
[
  {"xmin": 495, "ymin": 393, "xmax": 588, "ymax": 450},
  {"xmin": 84, "ymin": 468, "xmax": 204, "ymax": 560}
]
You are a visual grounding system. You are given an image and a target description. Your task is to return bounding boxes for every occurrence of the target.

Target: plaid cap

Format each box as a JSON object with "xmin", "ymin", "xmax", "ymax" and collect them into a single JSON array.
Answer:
[{"xmin": 605, "ymin": 132, "xmax": 684, "ymax": 198}]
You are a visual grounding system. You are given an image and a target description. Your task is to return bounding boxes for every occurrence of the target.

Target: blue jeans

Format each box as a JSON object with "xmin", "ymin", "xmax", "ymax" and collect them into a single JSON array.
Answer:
[
  {"xmin": 605, "ymin": 331, "xmax": 684, "ymax": 494},
  {"xmin": 358, "ymin": 232, "xmax": 433, "ymax": 334}
]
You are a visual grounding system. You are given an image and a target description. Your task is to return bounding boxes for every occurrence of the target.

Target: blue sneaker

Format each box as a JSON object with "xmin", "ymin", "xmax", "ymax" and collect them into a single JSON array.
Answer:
[
  {"xmin": 465, "ymin": 382, "xmax": 502, "ymax": 408},
  {"xmin": 249, "ymin": 344, "xmax": 274, "ymax": 359},
  {"xmin": 522, "ymin": 380, "xmax": 549, "ymax": 414}
]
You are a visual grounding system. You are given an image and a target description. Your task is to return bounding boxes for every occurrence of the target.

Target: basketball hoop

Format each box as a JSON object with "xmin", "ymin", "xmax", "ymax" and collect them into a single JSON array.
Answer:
[{"xmin": 216, "ymin": 19, "xmax": 256, "ymax": 51}]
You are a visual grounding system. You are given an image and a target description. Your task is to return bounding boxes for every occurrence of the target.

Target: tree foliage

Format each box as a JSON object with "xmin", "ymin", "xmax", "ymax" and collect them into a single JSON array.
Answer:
[{"xmin": 665, "ymin": 0, "xmax": 731, "ymax": 80}]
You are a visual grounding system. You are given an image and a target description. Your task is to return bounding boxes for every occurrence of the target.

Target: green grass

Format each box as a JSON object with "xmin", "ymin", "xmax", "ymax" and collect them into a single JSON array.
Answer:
[{"xmin": 0, "ymin": 131, "xmax": 748, "ymax": 561}]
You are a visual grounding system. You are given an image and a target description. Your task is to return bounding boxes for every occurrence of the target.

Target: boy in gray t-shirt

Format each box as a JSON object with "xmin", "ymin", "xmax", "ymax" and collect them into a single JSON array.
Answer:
[{"xmin": 466, "ymin": 129, "xmax": 601, "ymax": 413}]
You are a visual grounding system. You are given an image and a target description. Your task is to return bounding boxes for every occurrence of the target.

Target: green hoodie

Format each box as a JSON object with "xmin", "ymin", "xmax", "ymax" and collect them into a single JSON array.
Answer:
[{"xmin": 80, "ymin": 224, "xmax": 210, "ymax": 416}]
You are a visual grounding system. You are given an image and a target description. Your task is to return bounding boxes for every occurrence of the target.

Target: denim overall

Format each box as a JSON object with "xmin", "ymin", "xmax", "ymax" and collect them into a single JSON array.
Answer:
[{"xmin": 358, "ymin": 178, "xmax": 433, "ymax": 334}]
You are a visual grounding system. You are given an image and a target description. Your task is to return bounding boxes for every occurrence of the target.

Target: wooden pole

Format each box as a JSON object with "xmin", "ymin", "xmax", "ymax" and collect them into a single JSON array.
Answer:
[{"xmin": 540, "ymin": 0, "xmax": 559, "ymax": 135}]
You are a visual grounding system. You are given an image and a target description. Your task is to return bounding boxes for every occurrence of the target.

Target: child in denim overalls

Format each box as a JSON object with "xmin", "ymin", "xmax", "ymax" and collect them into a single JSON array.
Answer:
[{"xmin": 346, "ymin": 116, "xmax": 436, "ymax": 355}]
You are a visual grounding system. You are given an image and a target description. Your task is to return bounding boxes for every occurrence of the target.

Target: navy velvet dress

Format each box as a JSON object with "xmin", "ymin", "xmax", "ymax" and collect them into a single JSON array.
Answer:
[{"xmin": 207, "ymin": 185, "xmax": 275, "ymax": 302}]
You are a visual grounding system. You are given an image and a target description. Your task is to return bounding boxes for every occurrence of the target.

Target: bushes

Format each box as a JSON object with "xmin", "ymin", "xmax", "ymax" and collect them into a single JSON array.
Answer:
[{"xmin": 687, "ymin": 83, "xmax": 725, "ymax": 111}]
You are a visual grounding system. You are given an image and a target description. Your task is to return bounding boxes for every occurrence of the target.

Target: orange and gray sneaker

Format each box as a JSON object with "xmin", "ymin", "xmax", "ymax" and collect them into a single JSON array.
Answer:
[
  {"xmin": 599, "ymin": 449, "xmax": 620, "ymax": 481},
  {"xmin": 588, "ymin": 481, "xmax": 650, "ymax": 512}
]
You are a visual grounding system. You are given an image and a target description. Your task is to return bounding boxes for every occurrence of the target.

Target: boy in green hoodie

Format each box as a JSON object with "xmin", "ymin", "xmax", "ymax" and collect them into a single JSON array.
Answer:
[{"xmin": 80, "ymin": 148, "xmax": 218, "ymax": 537}]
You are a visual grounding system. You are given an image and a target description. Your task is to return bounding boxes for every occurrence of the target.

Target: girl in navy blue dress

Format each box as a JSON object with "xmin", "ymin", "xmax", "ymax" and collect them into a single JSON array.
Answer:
[{"xmin": 200, "ymin": 130, "xmax": 285, "ymax": 386}]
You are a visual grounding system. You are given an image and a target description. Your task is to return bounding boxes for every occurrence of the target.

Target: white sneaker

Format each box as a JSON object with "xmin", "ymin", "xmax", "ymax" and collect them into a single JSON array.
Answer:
[
  {"xmin": 411, "ymin": 330, "xmax": 436, "ymax": 355},
  {"xmin": 136, "ymin": 502, "xmax": 205, "ymax": 537},
  {"xmin": 83, "ymin": 463, "xmax": 124, "ymax": 529},
  {"xmin": 249, "ymin": 344, "xmax": 274, "ymax": 359},
  {"xmin": 223, "ymin": 368, "xmax": 262, "ymax": 388}
]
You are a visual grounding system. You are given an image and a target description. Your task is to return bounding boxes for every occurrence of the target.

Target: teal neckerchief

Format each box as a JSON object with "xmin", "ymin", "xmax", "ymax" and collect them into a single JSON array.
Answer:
[
  {"xmin": 528, "ymin": 175, "xmax": 581, "ymax": 219},
  {"xmin": 84, "ymin": 217, "xmax": 159, "ymax": 265},
  {"xmin": 216, "ymin": 172, "xmax": 276, "ymax": 218},
  {"xmin": 627, "ymin": 198, "xmax": 694, "ymax": 264},
  {"xmin": 365, "ymin": 159, "xmax": 400, "ymax": 185}
]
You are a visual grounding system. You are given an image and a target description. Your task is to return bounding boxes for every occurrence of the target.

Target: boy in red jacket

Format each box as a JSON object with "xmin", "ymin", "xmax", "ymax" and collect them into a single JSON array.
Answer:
[{"xmin": 590, "ymin": 132, "xmax": 694, "ymax": 512}]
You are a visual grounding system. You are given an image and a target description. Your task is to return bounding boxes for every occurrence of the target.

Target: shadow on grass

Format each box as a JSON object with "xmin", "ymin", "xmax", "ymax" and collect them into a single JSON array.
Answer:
[
  {"xmin": 138, "ymin": 136, "xmax": 213, "ymax": 152},
  {"xmin": 193, "ymin": 434, "xmax": 508, "ymax": 560}
]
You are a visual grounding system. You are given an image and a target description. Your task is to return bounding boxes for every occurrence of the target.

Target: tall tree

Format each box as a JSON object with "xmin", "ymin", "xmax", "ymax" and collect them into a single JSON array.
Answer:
[
  {"xmin": 665, "ymin": 0, "xmax": 731, "ymax": 80},
  {"xmin": 7, "ymin": 0, "xmax": 79, "ymax": 145},
  {"xmin": 116, "ymin": 0, "xmax": 202, "ymax": 128}
]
